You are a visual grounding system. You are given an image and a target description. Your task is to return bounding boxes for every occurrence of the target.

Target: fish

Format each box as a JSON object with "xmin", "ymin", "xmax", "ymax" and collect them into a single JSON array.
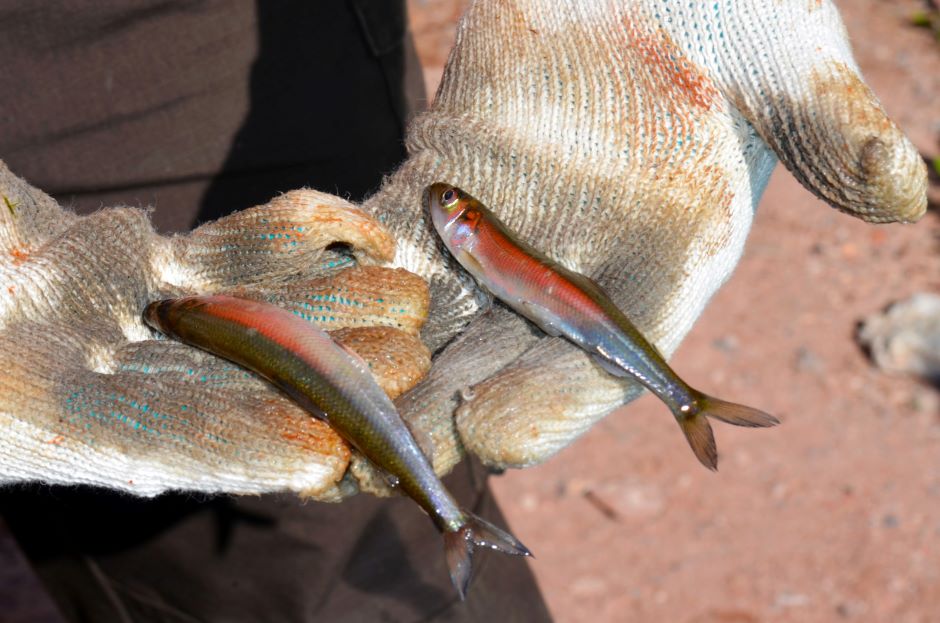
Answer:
[
  {"xmin": 426, "ymin": 183, "xmax": 779, "ymax": 470},
  {"xmin": 143, "ymin": 295, "xmax": 530, "ymax": 599}
]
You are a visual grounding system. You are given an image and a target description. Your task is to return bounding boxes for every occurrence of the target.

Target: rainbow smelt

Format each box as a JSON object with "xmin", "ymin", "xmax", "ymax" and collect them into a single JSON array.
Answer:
[
  {"xmin": 426, "ymin": 183, "xmax": 778, "ymax": 469},
  {"xmin": 144, "ymin": 295, "xmax": 530, "ymax": 599}
]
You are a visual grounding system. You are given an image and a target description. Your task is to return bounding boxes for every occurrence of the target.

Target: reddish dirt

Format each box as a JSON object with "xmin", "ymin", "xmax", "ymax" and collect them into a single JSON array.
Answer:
[{"xmin": 409, "ymin": 1, "xmax": 940, "ymax": 622}]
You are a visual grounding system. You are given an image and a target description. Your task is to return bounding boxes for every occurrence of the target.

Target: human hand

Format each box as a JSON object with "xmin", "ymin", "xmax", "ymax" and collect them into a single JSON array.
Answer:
[
  {"xmin": 2, "ymin": 0, "xmax": 929, "ymax": 499},
  {"xmin": 0, "ymin": 162, "xmax": 431, "ymax": 499},
  {"xmin": 364, "ymin": 0, "xmax": 928, "ymax": 471}
]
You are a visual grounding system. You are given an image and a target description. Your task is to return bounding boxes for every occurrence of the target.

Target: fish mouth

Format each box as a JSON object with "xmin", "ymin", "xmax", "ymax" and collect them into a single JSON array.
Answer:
[
  {"xmin": 142, "ymin": 300, "xmax": 166, "ymax": 331},
  {"xmin": 143, "ymin": 298, "xmax": 188, "ymax": 336}
]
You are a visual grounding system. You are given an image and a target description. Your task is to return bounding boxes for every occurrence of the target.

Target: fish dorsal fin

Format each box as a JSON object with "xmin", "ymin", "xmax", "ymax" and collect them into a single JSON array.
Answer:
[{"xmin": 563, "ymin": 269, "xmax": 608, "ymax": 301}]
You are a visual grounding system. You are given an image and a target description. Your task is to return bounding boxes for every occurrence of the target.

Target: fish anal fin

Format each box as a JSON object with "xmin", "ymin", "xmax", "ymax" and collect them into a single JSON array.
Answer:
[
  {"xmin": 456, "ymin": 249, "xmax": 487, "ymax": 281},
  {"xmin": 591, "ymin": 350, "xmax": 629, "ymax": 378}
]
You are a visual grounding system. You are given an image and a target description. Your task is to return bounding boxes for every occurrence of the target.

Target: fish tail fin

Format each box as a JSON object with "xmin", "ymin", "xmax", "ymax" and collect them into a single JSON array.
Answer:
[
  {"xmin": 443, "ymin": 512, "xmax": 532, "ymax": 600},
  {"xmin": 676, "ymin": 391, "xmax": 779, "ymax": 471},
  {"xmin": 677, "ymin": 411, "xmax": 719, "ymax": 471}
]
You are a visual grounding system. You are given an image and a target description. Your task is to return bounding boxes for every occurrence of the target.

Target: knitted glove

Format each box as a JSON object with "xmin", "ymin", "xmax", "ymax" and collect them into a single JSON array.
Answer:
[
  {"xmin": 1, "ymin": 0, "xmax": 929, "ymax": 498},
  {"xmin": 0, "ymin": 163, "xmax": 431, "ymax": 499},
  {"xmin": 363, "ymin": 0, "xmax": 928, "ymax": 472}
]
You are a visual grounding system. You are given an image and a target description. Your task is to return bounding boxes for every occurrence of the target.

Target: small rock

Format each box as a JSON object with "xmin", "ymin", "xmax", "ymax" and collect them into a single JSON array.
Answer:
[
  {"xmin": 582, "ymin": 490, "xmax": 619, "ymax": 521},
  {"xmin": 571, "ymin": 576, "xmax": 607, "ymax": 596},
  {"xmin": 795, "ymin": 346, "xmax": 825, "ymax": 374},
  {"xmin": 774, "ymin": 592, "xmax": 809, "ymax": 608},
  {"xmin": 869, "ymin": 229, "xmax": 888, "ymax": 247},
  {"xmin": 857, "ymin": 293, "xmax": 940, "ymax": 383},
  {"xmin": 591, "ymin": 480, "xmax": 666, "ymax": 519},
  {"xmin": 557, "ymin": 477, "xmax": 590, "ymax": 498},
  {"xmin": 519, "ymin": 493, "xmax": 539, "ymax": 511},
  {"xmin": 689, "ymin": 610, "xmax": 759, "ymax": 623},
  {"xmin": 712, "ymin": 335, "xmax": 739, "ymax": 353},
  {"xmin": 910, "ymin": 389, "xmax": 940, "ymax": 413},
  {"xmin": 835, "ymin": 600, "xmax": 869, "ymax": 618}
]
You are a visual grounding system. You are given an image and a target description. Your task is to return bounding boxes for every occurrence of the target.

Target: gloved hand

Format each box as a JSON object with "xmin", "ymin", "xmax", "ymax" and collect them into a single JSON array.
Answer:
[
  {"xmin": 362, "ymin": 0, "xmax": 928, "ymax": 472},
  {"xmin": 0, "ymin": 0, "xmax": 929, "ymax": 499},
  {"xmin": 0, "ymin": 165, "xmax": 432, "ymax": 499}
]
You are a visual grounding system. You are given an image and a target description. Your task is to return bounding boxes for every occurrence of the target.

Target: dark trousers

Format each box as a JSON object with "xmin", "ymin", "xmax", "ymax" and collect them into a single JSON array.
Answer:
[{"xmin": 0, "ymin": 2, "xmax": 550, "ymax": 620}]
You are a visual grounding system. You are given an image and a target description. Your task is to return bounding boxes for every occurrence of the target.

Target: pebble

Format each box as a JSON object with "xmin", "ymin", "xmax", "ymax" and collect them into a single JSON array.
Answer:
[
  {"xmin": 910, "ymin": 388, "xmax": 939, "ymax": 413},
  {"xmin": 774, "ymin": 592, "xmax": 810, "ymax": 608},
  {"xmin": 857, "ymin": 293, "xmax": 940, "ymax": 382},
  {"xmin": 603, "ymin": 481, "xmax": 665, "ymax": 518},
  {"xmin": 712, "ymin": 335, "xmax": 739, "ymax": 353},
  {"xmin": 519, "ymin": 493, "xmax": 539, "ymax": 511},
  {"xmin": 571, "ymin": 576, "xmax": 607, "ymax": 596},
  {"xmin": 795, "ymin": 346, "xmax": 825, "ymax": 374},
  {"xmin": 835, "ymin": 600, "xmax": 869, "ymax": 618},
  {"xmin": 578, "ymin": 480, "xmax": 667, "ymax": 520}
]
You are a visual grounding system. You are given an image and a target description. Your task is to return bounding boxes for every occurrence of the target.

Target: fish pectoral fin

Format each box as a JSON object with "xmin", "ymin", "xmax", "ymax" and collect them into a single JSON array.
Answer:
[
  {"xmin": 457, "ymin": 251, "xmax": 497, "ymax": 309},
  {"xmin": 518, "ymin": 301, "xmax": 563, "ymax": 337},
  {"xmin": 456, "ymin": 249, "xmax": 487, "ymax": 280},
  {"xmin": 591, "ymin": 351, "xmax": 630, "ymax": 378}
]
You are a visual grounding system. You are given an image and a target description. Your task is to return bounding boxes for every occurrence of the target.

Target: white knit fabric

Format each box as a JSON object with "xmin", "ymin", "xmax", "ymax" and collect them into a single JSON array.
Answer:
[
  {"xmin": 0, "ymin": 172, "xmax": 412, "ymax": 499},
  {"xmin": 0, "ymin": 0, "xmax": 927, "ymax": 495}
]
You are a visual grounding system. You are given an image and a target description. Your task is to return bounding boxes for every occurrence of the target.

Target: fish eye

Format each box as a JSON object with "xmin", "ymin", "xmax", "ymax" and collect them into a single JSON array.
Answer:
[{"xmin": 441, "ymin": 188, "xmax": 458, "ymax": 209}]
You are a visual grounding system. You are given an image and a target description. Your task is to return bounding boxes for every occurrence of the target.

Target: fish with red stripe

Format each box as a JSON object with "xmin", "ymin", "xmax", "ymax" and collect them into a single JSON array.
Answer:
[
  {"xmin": 144, "ymin": 294, "xmax": 530, "ymax": 599},
  {"xmin": 426, "ymin": 183, "xmax": 778, "ymax": 469}
]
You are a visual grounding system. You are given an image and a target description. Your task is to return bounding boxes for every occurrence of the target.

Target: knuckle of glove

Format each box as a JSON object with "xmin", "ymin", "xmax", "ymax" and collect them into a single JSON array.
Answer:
[{"xmin": 0, "ymin": 165, "xmax": 436, "ymax": 499}]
